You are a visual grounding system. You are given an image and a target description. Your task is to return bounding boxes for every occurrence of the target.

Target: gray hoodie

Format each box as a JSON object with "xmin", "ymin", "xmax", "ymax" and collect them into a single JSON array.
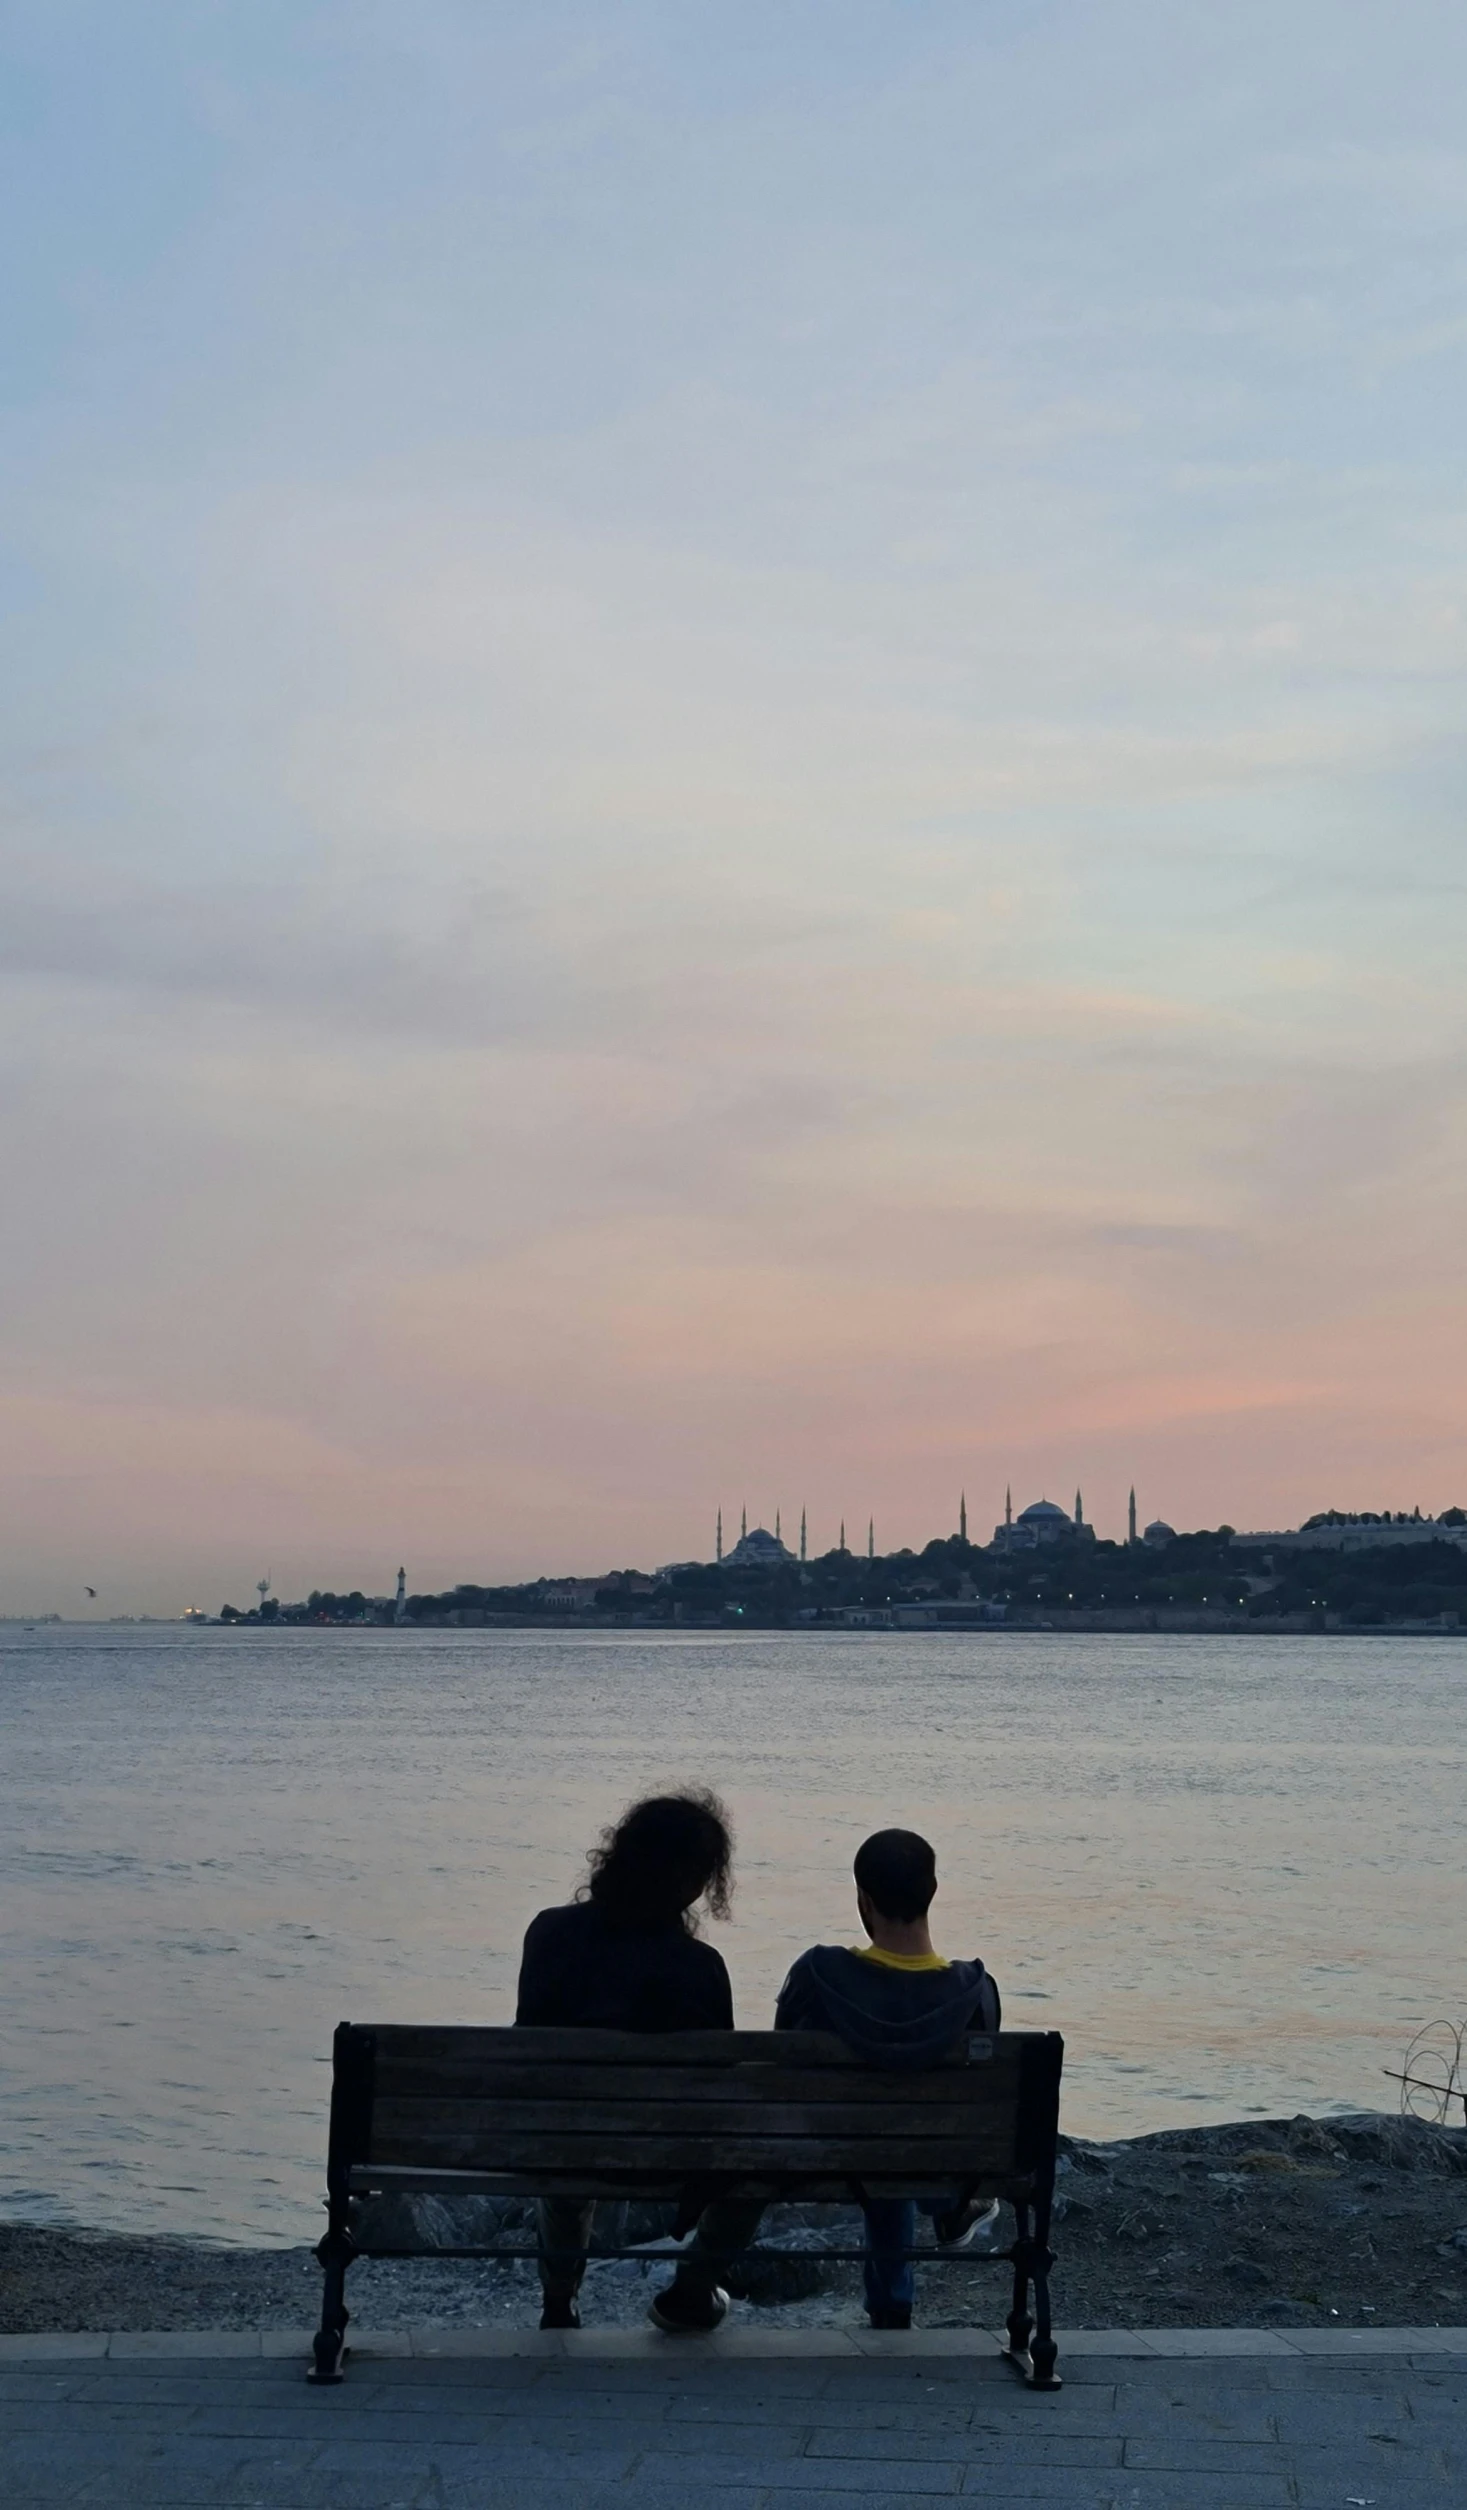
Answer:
[{"xmin": 774, "ymin": 1946, "xmax": 1000, "ymax": 2070}]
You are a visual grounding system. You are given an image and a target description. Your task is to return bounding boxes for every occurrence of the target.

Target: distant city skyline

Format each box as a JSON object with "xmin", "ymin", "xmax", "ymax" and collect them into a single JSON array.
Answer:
[
  {"xmin": 4, "ymin": 5, "xmax": 1466, "ymax": 1616},
  {"xmin": 23, "ymin": 1486, "xmax": 1467, "ymax": 1625}
]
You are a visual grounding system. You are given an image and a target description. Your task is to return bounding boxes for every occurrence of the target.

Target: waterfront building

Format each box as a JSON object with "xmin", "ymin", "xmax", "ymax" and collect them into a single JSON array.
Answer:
[
  {"xmin": 893, "ymin": 1598, "xmax": 1007, "ymax": 1628},
  {"xmin": 722, "ymin": 1522, "xmax": 795, "ymax": 1570},
  {"xmin": 537, "ymin": 1576, "xmax": 605, "ymax": 1611},
  {"xmin": 1233, "ymin": 1512, "xmax": 1467, "ymax": 1555},
  {"xmin": 990, "ymin": 1494, "xmax": 1096, "ymax": 1553}
]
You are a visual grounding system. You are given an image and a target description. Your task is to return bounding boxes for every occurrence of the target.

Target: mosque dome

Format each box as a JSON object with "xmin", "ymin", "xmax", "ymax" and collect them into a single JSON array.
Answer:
[
  {"xmin": 724, "ymin": 1523, "xmax": 794, "ymax": 1568},
  {"xmin": 1143, "ymin": 1519, "xmax": 1176, "ymax": 1547},
  {"xmin": 1017, "ymin": 1499, "xmax": 1070, "ymax": 1525}
]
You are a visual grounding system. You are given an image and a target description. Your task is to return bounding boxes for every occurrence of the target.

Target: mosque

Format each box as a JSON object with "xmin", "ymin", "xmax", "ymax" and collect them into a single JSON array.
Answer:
[
  {"xmin": 718, "ymin": 1507, "xmax": 800, "ymax": 1568},
  {"xmin": 990, "ymin": 1489, "xmax": 1096, "ymax": 1553}
]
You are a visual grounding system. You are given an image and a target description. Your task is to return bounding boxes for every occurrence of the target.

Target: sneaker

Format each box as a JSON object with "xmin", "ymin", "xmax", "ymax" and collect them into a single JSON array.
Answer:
[
  {"xmin": 539, "ymin": 2298, "xmax": 581, "ymax": 2330},
  {"xmin": 648, "ymin": 2279, "xmax": 729, "ymax": 2334},
  {"xmin": 932, "ymin": 2197, "xmax": 1002, "ymax": 2251},
  {"xmin": 867, "ymin": 2304, "xmax": 913, "ymax": 2330}
]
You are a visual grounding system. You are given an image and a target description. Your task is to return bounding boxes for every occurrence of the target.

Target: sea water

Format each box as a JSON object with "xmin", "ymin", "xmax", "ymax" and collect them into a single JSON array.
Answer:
[{"xmin": 0, "ymin": 1621, "xmax": 1462, "ymax": 2242}]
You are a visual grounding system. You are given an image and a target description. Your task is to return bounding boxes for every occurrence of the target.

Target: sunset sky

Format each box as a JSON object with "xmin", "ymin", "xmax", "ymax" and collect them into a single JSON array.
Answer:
[{"xmin": 4, "ymin": 2, "xmax": 1467, "ymax": 1613}]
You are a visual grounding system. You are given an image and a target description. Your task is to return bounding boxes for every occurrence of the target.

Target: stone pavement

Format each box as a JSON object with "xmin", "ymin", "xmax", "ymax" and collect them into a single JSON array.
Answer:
[{"xmin": 0, "ymin": 2328, "xmax": 1462, "ymax": 2507}]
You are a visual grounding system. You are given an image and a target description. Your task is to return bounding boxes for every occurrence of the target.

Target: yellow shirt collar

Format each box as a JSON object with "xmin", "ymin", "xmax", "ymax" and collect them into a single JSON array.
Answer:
[{"xmin": 852, "ymin": 1943, "xmax": 950, "ymax": 1973}]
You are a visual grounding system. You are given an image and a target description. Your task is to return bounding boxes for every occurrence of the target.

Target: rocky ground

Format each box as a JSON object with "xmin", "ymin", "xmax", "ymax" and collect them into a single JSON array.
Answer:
[{"xmin": 4, "ymin": 2111, "xmax": 1466, "ymax": 2336}]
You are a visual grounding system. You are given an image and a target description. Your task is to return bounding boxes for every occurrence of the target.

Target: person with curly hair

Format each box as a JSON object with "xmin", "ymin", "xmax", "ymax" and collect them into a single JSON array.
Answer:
[{"xmin": 516, "ymin": 1787, "xmax": 738, "ymax": 2328}]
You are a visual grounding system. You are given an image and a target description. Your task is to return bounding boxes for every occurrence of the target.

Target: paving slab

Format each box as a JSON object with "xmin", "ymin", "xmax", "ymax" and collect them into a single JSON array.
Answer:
[
  {"xmin": 2, "ymin": 2332, "xmax": 1466, "ymax": 2507},
  {"xmin": 1286, "ymin": 2324, "xmax": 1467, "ymax": 2355},
  {"xmin": 0, "ymin": 2333, "xmax": 110, "ymax": 2361},
  {"xmin": 106, "ymin": 2330, "xmax": 266, "ymax": 2359}
]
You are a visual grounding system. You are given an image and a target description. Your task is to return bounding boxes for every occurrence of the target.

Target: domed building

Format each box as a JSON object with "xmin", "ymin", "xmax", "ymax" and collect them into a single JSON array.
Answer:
[
  {"xmin": 991, "ymin": 1489, "xmax": 1096, "ymax": 1553},
  {"xmin": 1142, "ymin": 1519, "xmax": 1175, "ymax": 1549},
  {"xmin": 722, "ymin": 1522, "xmax": 795, "ymax": 1570}
]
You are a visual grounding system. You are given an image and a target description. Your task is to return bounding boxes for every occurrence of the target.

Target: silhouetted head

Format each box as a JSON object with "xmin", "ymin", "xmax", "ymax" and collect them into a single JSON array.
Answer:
[
  {"xmin": 583, "ymin": 1787, "xmax": 735, "ymax": 1932},
  {"xmin": 853, "ymin": 1827, "xmax": 937, "ymax": 1924}
]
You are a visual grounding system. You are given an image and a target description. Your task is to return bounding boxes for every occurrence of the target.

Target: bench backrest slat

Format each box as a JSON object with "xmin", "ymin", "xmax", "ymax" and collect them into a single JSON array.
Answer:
[
  {"xmin": 372, "ymin": 2058, "xmax": 998, "ymax": 2104},
  {"xmin": 368, "ymin": 2025, "xmax": 977, "ymax": 2070},
  {"xmin": 371, "ymin": 2124, "xmax": 1020, "ymax": 2175},
  {"xmin": 373, "ymin": 2097, "xmax": 1015, "ymax": 2139}
]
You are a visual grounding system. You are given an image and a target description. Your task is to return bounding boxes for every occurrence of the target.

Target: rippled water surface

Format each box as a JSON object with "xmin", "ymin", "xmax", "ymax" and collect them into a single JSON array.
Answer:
[{"xmin": 0, "ymin": 1622, "xmax": 1463, "ymax": 2241}]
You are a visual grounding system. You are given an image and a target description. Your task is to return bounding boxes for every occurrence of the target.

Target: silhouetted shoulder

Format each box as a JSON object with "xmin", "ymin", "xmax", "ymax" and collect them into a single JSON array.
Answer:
[
  {"xmin": 774, "ymin": 1946, "xmax": 1000, "ymax": 2066},
  {"xmin": 515, "ymin": 1900, "xmax": 733, "ymax": 2032}
]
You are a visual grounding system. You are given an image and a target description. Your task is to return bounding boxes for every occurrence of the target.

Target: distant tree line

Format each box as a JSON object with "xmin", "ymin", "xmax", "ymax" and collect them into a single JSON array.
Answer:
[{"xmin": 1303, "ymin": 1506, "xmax": 1466, "ymax": 1528}]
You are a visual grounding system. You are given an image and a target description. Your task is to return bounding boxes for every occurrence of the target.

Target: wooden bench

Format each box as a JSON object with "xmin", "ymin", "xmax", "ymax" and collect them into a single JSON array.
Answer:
[{"xmin": 310, "ymin": 2021, "xmax": 1064, "ymax": 2388}]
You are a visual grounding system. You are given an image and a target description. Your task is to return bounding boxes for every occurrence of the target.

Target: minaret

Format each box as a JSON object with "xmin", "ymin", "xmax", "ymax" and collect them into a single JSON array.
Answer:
[
  {"xmin": 799, "ymin": 1507, "xmax": 807, "ymax": 1563},
  {"xmin": 394, "ymin": 1565, "xmax": 407, "ymax": 1625},
  {"xmin": 775, "ymin": 1507, "xmax": 781, "ymax": 1544},
  {"xmin": 1074, "ymin": 1489, "xmax": 1083, "ymax": 1529},
  {"xmin": 716, "ymin": 1507, "xmax": 723, "ymax": 1564},
  {"xmin": 1128, "ymin": 1487, "xmax": 1137, "ymax": 1546},
  {"xmin": 1005, "ymin": 1485, "xmax": 1012, "ymax": 1527},
  {"xmin": 839, "ymin": 1518, "xmax": 846, "ymax": 1553},
  {"xmin": 867, "ymin": 1517, "xmax": 875, "ymax": 1561},
  {"xmin": 959, "ymin": 1491, "xmax": 968, "ymax": 1543},
  {"xmin": 741, "ymin": 1505, "xmax": 747, "ymax": 1540}
]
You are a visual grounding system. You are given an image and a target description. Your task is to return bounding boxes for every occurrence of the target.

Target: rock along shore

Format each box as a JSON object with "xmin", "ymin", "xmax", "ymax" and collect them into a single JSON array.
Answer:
[{"xmin": 4, "ymin": 2111, "xmax": 1466, "ymax": 2337}]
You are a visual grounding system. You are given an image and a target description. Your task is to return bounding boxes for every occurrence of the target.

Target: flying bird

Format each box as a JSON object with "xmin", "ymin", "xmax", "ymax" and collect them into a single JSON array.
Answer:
[{"xmin": 84, "ymin": 1586, "xmax": 97, "ymax": 1599}]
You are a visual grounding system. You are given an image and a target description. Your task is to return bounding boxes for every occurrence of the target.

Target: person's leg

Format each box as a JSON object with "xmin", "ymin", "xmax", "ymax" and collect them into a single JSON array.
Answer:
[
  {"xmin": 927, "ymin": 2192, "xmax": 1001, "ymax": 2250},
  {"xmin": 677, "ymin": 2194, "xmax": 766, "ymax": 2287},
  {"xmin": 650, "ymin": 2196, "xmax": 765, "ymax": 2332},
  {"xmin": 536, "ymin": 2197, "xmax": 595, "ymax": 2323},
  {"xmin": 861, "ymin": 2198, "xmax": 916, "ymax": 2325}
]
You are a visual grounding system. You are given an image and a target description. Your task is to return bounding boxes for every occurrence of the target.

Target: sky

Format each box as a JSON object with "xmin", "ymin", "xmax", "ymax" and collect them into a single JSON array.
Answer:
[{"xmin": 3, "ymin": 1, "xmax": 1467, "ymax": 1613}]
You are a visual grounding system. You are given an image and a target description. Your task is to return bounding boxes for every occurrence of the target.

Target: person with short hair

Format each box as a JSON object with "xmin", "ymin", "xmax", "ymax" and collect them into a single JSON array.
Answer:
[
  {"xmin": 652, "ymin": 1825, "xmax": 1000, "ymax": 2332},
  {"xmin": 516, "ymin": 1787, "xmax": 736, "ymax": 2328},
  {"xmin": 776, "ymin": 1827, "xmax": 999, "ymax": 2067},
  {"xmin": 778, "ymin": 1827, "xmax": 1001, "ymax": 2326}
]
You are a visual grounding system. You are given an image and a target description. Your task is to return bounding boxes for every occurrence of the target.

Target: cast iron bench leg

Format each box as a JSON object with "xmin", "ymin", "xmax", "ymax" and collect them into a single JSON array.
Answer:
[
  {"xmin": 1001, "ymin": 2201, "xmax": 1061, "ymax": 2388},
  {"xmin": 308, "ymin": 2220, "xmax": 354, "ymax": 2385},
  {"xmin": 1027, "ymin": 2221, "xmax": 1062, "ymax": 2389},
  {"xmin": 1003, "ymin": 2200, "xmax": 1034, "ymax": 2370}
]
